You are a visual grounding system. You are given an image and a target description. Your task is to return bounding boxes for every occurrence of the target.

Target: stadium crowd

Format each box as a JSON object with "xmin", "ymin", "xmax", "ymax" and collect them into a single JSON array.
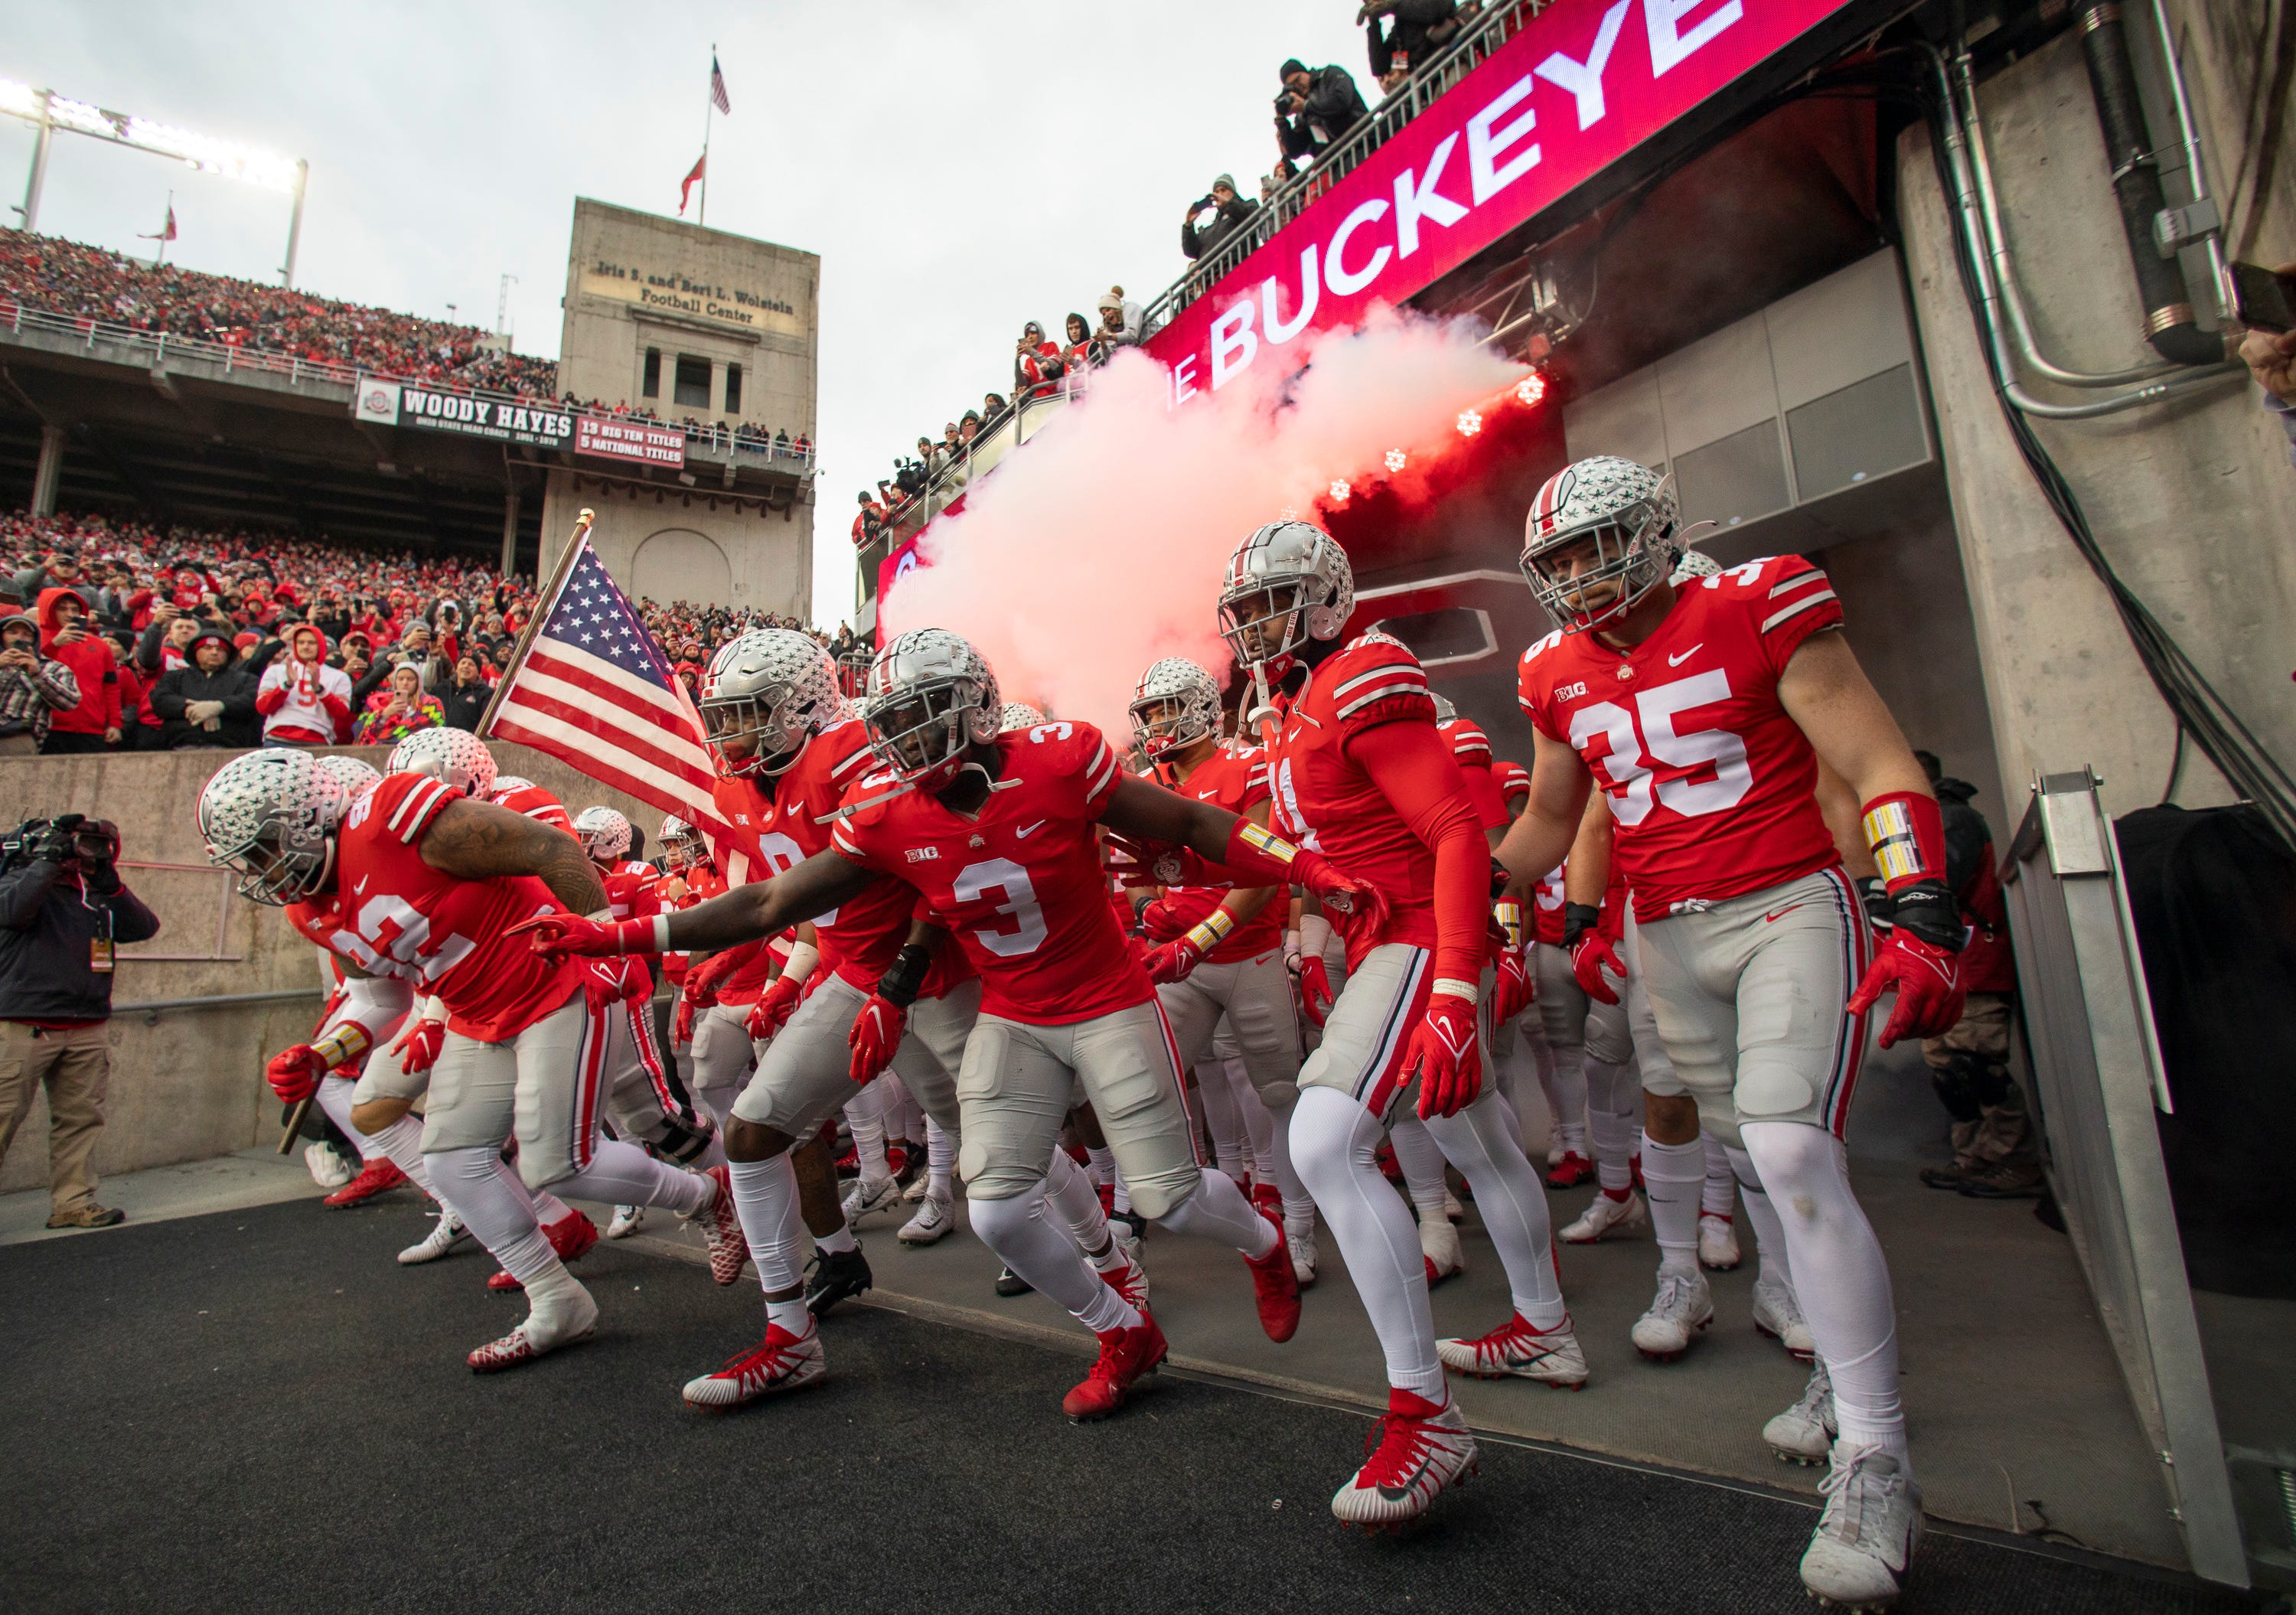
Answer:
[{"xmin": 0, "ymin": 510, "xmax": 848, "ymax": 754}]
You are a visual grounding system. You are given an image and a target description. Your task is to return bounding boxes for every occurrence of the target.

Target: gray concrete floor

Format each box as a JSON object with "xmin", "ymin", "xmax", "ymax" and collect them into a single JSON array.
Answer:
[{"xmin": 0, "ymin": 1145, "xmax": 320, "ymax": 1246}]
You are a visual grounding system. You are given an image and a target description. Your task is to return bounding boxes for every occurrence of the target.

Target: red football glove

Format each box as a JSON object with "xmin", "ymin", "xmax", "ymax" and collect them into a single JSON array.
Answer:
[
  {"xmin": 265, "ymin": 1044, "xmax": 325, "ymax": 1104},
  {"xmin": 1295, "ymin": 954, "xmax": 1336, "ymax": 1028},
  {"xmin": 745, "ymin": 973, "xmax": 806, "ymax": 1041},
  {"xmin": 1291, "ymin": 850, "xmax": 1391, "ymax": 945},
  {"xmin": 1571, "ymin": 932, "xmax": 1625, "ymax": 1005},
  {"xmin": 682, "ymin": 941, "xmax": 758, "ymax": 1007},
  {"xmin": 1139, "ymin": 898, "xmax": 1190, "ymax": 944},
  {"xmin": 1848, "ymin": 931, "xmax": 1967, "ymax": 1049},
  {"xmin": 508, "ymin": 912, "xmax": 651, "ymax": 962},
  {"xmin": 847, "ymin": 993, "xmax": 906, "ymax": 1085},
  {"xmin": 672, "ymin": 994, "xmax": 699, "ymax": 1046},
  {"xmin": 1407, "ymin": 993, "xmax": 1482, "ymax": 1119},
  {"xmin": 1143, "ymin": 935, "xmax": 1205, "ymax": 985},
  {"xmin": 391, "ymin": 1017, "xmax": 445, "ymax": 1075},
  {"xmin": 1491, "ymin": 945, "xmax": 1535, "ymax": 1026}
]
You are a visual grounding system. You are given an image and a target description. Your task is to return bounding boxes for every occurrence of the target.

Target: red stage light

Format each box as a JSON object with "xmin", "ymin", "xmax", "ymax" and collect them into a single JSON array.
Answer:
[{"xmin": 1515, "ymin": 372, "xmax": 1548, "ymax": 407}]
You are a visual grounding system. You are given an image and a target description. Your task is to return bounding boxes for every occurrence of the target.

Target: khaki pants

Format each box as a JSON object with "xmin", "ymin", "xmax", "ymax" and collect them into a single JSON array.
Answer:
[
  {"xmin": 0, "ymin": 732, "xmax": 38, "ymax": 757},
  {"xmin": 0, "ymin": 1020, "xmax": 111, "ymax": 1214}
]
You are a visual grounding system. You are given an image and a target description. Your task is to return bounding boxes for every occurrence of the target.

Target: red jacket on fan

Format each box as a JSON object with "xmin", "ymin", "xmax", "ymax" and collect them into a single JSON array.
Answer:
[{"xmin": 36, "ymin": 588, "xmax": 120, "ymax": 738}]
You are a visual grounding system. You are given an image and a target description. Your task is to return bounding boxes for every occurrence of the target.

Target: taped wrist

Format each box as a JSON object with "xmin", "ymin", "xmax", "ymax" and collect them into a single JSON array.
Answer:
[
  {"xmin": 1862, "ymin": 790, "xmax": 1949, "ymax": 895},
  {"xmin": 779, "ymin": 940, "xmax": 820, "ymax": 987},
  {"xmin": 1296, "ymin": 911, "xmax": 1332, "ymax": 962},
  {"xmin": 1221, "ymin": 818, "xmax": 1302, "ymax": 884},
  {"xmin": 1182, "ymin": 908, "xmax": 1235, "ymax": 956},
  {"xmin": 1432, "ymin": 977, "xmax": 1479, "ymax": 1005},
  {"xmin": 311, "ymin": 1020, "xmax": 373, "ymax": 1072},
  {"xmin": 876, "ymin": 943, "xmax": 933, "ymax": 1010},
  {"xmin": 1562, "ymin": 902, "xmax": 1601, "ymax": 951},
  {"xmin": 1887, "ymin": 879, "xmax": 1965, "ymax": 953},
  {"xmin": 1494, "ymin": 899, "xmax": 1524, "ymax": 950}
]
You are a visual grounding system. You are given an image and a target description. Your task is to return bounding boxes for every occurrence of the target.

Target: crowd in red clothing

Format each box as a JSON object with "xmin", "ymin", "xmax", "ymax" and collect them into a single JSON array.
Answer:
[{"xmin": 0, "ymin": 509, "xmax": 843, "ymax": 752}]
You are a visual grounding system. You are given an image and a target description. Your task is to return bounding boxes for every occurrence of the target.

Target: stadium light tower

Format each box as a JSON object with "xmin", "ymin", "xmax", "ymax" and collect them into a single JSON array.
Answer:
[{"xmin": 1, "ymin": 77, "xmax": 311, "ymax": 285}]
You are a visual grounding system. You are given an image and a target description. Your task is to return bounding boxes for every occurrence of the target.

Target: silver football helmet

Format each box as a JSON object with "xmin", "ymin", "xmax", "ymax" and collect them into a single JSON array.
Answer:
[
  {"xmin": 387, "ymin": 727, "xmax": 497, "ymax": 798},
  {"xmin": 860, "ymin": 629, "xmax": 1000, "ymax": 786},
  {"xmin": 1430, "ymin": 693, "xmax": 1458, "ymax": 723},
  {"xmin": 313, "ymin": 752, "xmax": 382, "ymax": 802},
  {"xmin": 698, "ymin": 629, "xmax": 845, "ymax": 778},
  {"xmin": 1218, "ymin": 520, "xmax": 1354, "ymax": 674},
  {"xmin": 1127, "ymin": 657, "xmax": 1221, "ymax": 761},
  {"xmin": 491, "ymin": 775, "xmax": 535, "ymax": 797},
  {"xmin": 1520, "ymin": 455, "xmax": 1683, "ymax": 634},
  {"xmin": 198, "ymin": 749, "xmax": 349, "ymax": 907},
  {"xmin": 998, "ymin": 701, "xmax": 1046, "ymax": 732},
  {"xmin": 659, "ymin": 814, "xmax": 707, "ymax": 871},
  {"xmin": 1670, "ymin": 549, "xmax": 1721, "ymax": 586},
  {"xmin": 572, "ymin": 805, "xmax": 632, "ymax": 863}
]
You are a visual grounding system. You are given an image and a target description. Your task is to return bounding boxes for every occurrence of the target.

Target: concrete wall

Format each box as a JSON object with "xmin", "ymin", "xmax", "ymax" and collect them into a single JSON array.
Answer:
[
  {"xmin": 1897, "ymin": 28, "xmax": 2296, "ymax": 824},
  {"xmin": 540, "ymin": 467, "xmax": 814, "ymax": 622},
  {"xmin": 0, "ymin": 743, "xmax": 663, "ymax": 1196}
]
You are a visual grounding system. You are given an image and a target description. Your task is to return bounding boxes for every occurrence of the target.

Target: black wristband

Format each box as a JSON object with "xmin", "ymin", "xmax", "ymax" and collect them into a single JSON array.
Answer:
[
  {"xmin": 1562, "ymin": 902, "xmax": 1601, "ymax": 951},
  {"xmin": 876, "ymin": 943, "xmax": 932, "ymax": 1010},
  {"xmin": 1888, "ymin": 879, "xmax": 1965, "ymax": 953},
  {"xmin": 1488, "ymin": 856, "xmax": 1513, "ymax": 900},
  {"xmin": 1856, "ymin": 876, "xmax": 1895, "ymax": 932}
]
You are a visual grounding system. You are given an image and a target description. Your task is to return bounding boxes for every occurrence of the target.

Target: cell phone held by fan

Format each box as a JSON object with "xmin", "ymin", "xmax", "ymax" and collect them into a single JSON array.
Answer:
[{"xmin": 2229, "ymin": 261, "xmax": 2295, "ymax": 333}]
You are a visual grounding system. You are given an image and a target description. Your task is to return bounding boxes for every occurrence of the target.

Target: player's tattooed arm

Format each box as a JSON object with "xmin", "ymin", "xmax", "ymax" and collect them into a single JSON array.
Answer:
[
  {"xmin": 419, "ymin": 798, "xmax": 607, "ymax": 915},
  {"xmin": 1494, "ymin": 729, "xmax": 1594, "ymax": 889},
  {"xmin": 666, "ymin": 849, "xmax": 884, "ymax": 951},
  {"xmin": 1101, "ymin": 774, "xmax": 1248, "ymax": 863}
]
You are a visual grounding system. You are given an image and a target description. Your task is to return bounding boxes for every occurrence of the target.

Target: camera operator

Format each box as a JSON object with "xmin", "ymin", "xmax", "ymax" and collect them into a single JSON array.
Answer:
[
  {"xmin": 1181, "ymin": 175, "xmax": 1259, "ymax": 262},
  {"xmin": 0, "ymin": 814, "xmax": 159, "ymax": 1230},
  {"xmin": 1274, "ymin": 58, "xmax": 1369, "ymax": 167},
  {"xmin": 0, "ymin": 609, "xmax": 80, "ymax": 758}
]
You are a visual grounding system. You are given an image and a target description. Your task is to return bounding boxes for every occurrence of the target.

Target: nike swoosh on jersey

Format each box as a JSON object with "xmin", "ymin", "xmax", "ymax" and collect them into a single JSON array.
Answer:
[
  {"xmin": 1016, "ymin": 819, "xmax": 1048, "ymax": 839},
  {"xmin": 1668, "ymin": 644, "xmax": 1704, "ymax": 667}
]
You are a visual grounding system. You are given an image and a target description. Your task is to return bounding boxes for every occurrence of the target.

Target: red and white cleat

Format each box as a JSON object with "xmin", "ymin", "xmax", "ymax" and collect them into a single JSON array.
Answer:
[
  {"xmin": 689, "ymin": 1164, "xmax": 749, "ymax": 1286},
  {"xmin": 1420, "ymin": 1215, "xmax": 1465, "ymax": 1287},
  {"xmin": 1437, "ymin": 1311, "xmax": 1589, "ymax": 1388},
  {"xmin": 487, "ymin": 1268, "xmax": 523, "ymax": 1293},
  {"xmin": 544, "ymin": 1209, "xmax": 599, "ymax": 1264},
  {"xmin": 1097, "ymin": 1256, "xmax": 1150, "ymax": 1314},
  {"xmin": 467, "ymin": 1289, "xmax": 598, "ymax": 1373},
  {"xmin": 1062, "ymin": 1313, "xmax": 1168, "ymax": 1421},
  {"xmin": 1330, "ymin": 1389, "xmax": 1479, "ymax": 1528},
  {"xmin": 322, "ymin": 1157, "xmax": 408, "ymax": 1208},
  {"xmin": 1250, "ymin": 1180, "xmax": 1283, "ymax": 1220},
  {"xmin": 682, "ymin": 1320, "xmax": 827, "ymax": 1409},
  {"xmin": 1544, "ymin": 1150, "xmax": 1594, "ymax": 1189},
  {"xmin": 1244, "ymin": 1214, "xmax": 1300, "ymax": 1343}
]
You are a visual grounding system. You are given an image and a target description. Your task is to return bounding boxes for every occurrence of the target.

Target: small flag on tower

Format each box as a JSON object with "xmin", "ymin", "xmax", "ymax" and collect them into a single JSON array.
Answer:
[
  {"xmin": 678, "ymin": 155, "xmax": 706, "ymax": 216},
  {"xmin": 709, "ymin": 54, "xmax": 732, "ymax": 115}
]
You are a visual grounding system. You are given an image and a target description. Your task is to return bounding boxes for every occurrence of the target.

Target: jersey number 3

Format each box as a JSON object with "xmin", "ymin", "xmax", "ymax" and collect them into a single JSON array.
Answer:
[
  {"xmin": 1569, "ymin": 670, "xmax": 1753, "ymax": 826},
  {"xmin": 951, "ymin": 856, "xmax": 1049, "ymax": 958}
]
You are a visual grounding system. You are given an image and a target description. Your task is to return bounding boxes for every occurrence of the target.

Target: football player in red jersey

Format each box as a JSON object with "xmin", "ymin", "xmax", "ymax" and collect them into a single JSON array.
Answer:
[
  {"xmin": 1214, "ymin": 520, "xmax": 1581, "ymax": 1528},
  {"xmin": 488, "ymin": 775, "xmax": 575, "ymax": 833},
  {"xmin": 519, "ymin": 628, "xmax": 1383, "ymax": 1421},
  {"xmin": 1125, "ymin": 656, "xmax": 1318, "ymax": 1282},
  {"xmin": 197, "ymin": 747, "xmax": 745, "ymax": 1375},
  {"xmin": 1503, "ymin": 456, "xmax": 1964, "ymax": 1607}
]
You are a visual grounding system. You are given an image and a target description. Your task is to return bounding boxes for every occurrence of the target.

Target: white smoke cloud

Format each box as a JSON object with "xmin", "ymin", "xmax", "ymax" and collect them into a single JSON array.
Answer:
[{"xmin": 882, "ymin": 307, "xmax": 1524, "ymax": 740}]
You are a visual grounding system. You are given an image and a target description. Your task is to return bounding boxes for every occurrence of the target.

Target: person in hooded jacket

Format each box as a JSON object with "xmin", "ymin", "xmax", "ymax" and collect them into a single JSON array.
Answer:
[
  {"xmin": 35, "ymin": 589, "xmax": 120, "ymax": 754},
  {"xmin": 150, "ymin": 629, "xmax": 257, "ymax": 749},
  {"xmin": 0, "ymin": 610, "xmax": 78, "ymax": 757},
  {"xmin": 254, "ymin": 622, "xmax": 352, "ymax": 746}
]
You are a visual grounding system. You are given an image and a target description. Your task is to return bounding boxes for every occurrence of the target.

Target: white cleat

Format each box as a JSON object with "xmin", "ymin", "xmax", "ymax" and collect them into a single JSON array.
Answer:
[
  {"xmin": 1441, "ymin": 1188, "xmax": 1465, "ymax": 1224},
  {"xmin": 1545, "ymin": 1138, "xmax": 1566, "ymax": 1168},
  {"xmin": 1286, "ymin": 1217, "xmax": 1319, "ymax": 1287},
  {"xmin": 1800, "ymin": 1443, "xmax": 1923, "ymax": 1610},
  {"xmin": 1753, "ymin": 1273, "xmax": 1817, "ymax": 1359},
  {"xmin": 1698, "ymin": 1212, "xmax": 1741, "ymax": 1271},
  {"xmin": 1420, "ymin": 1212, "xmax": 1465, "ymax": 1286},
  {"xmin": 1096, "ymin": 1254, "xmax": 1150, "ymax": 1313},
  {"xmin": 902, "ymin": 1172, "xmax": 931, "ymax": 1202},
  {"xmin": 397, "ymin": 1207, "xmax": 470, "ymax": 1264},
  {"xmin": 1765, "ymin": 1359, "xmax": 1838, "ymax": 1464},
  {"xmin": 1437, "ymin": 1311, "xmax": 1589, "ymax": 1388},
  {"xmin": 468, "ymin": 1287, "xmax": 599, "ymax": 1374},
  {"xmin": 682, "ymin": 1320, "xmax": 827, "ymax": 1409},
  {"xmin": 840, "ymin": 1174, "xmax": 903, "ymax": 1226},
  {"xmin": 1107, "ymin": 1214, "xmax": 1144, "ymax": 1275},
  {"xmin": 1561, "ymin": 1189, "xmax": 1648, "ymax": 1244},
  {"xmin": 1629, "ymin": 1270, "xmax": 1714, "ymax": 1361},
  {"xmin": 305, "ymin": 1141, "xmax": 356, "ymax": 1190},
  {"xmin": 898, "ymin": 1194, "xmax": 954, "ymax": 1245},
  {"xmin": 606, "ymin": 1204, "xmax": 647, "ymax": 1240},
  {"xmin": 1329, "ymin": 1396, "xmax": 1479, "ymax": 1528}
]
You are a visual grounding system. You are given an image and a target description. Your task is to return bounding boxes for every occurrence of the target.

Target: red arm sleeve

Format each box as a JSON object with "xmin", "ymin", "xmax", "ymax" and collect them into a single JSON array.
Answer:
[
  {"xmin": 1347, "ymin": 720, "xmax": 1489, "ymax": 989},
  {"xmin": 255, "ymin": 684, "xmax": 288, "ymax": 715}
]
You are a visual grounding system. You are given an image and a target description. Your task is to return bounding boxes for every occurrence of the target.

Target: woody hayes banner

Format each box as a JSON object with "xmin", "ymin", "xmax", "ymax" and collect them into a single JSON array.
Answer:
[
  {"xmin": 1143, "ymin": 0, "xmax": 1885, "ymax": 398},
  {"xmin": 353, "ymin": 383, "xmax": 687, "ymax": 468}
]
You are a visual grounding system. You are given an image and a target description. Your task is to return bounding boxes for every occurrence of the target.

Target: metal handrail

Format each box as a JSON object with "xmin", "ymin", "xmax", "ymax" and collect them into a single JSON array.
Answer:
[
  {"xmin": 0, "ymin": 299, "xmax": 817, "ymax": 470},
  {"xmin": 112, "ymin": 986, "xmax": 322, "ymax": 1023},
  {"xmin": 1140, "ymin": 0, "xmax": 1554, "ymax": 337}
]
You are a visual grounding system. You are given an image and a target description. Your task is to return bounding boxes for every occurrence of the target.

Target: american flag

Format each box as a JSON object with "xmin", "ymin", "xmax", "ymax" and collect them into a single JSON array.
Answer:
[
  {"xmin": 709, "ymin": 54, "xmax": 732, "ymax": 115},
  {"xmin": 481, "ymin": 537, "xmax": 748, "ymax": 881}
]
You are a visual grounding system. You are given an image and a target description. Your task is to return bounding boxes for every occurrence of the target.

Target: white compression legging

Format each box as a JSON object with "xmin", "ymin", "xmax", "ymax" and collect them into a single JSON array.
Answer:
[
  {"xmin": 1740, "ymin": 1121, "xmax": 1903, "ymax": 1460},
  {"xmin": 315, "ymin": 1072, "xmax": 437, "ymax": 1193},
  {"xmin": 1386, "ymin": 1111, "xmax": 1451, "ymax": 1222},
  {"xmin": 1290, "ymin": 1087, "xmax": 1567, "ymax": 1398}
]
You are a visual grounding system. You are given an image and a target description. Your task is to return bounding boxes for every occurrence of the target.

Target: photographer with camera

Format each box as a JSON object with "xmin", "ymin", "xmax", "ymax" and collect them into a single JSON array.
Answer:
[
  {"xmin": 0, "ymin": 610, "xmax": 80, "ymax": 758},
  {"xmin": 1181, "ymin": 175, "xmax": 1259, "ymax": 262},
  {"xmin": 0, "ymin": 814, "xmax": 158, "ymax": 1229},
  {"xmin": 1274, "ymin": 58, "xmax": 1369, "ymax": 167}
]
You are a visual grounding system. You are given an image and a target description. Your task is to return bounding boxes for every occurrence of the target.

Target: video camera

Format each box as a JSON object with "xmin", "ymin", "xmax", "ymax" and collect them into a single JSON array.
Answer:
[{"xmin": 1, "ymin": 814, "xmax": 121, "ymax": 876}]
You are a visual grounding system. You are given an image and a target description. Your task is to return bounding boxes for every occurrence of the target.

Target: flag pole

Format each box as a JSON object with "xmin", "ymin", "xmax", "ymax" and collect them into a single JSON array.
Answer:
[
  {"xmin": 477, "ymin": 506, "xmax": 592, "ymax": 739},
  {"xmin": 700, "ymin": 43, "xmax": 714, "ymax": 227},
  {"xmin": 157, "ymin": 191, "xmax": 171, "ymax": 266}
]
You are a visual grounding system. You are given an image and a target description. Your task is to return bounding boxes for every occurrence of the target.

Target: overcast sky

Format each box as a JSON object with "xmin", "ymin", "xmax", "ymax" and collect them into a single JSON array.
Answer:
[{"xmin": 0, "ymin": 1, "xmax": 1376, "ymax": 625}]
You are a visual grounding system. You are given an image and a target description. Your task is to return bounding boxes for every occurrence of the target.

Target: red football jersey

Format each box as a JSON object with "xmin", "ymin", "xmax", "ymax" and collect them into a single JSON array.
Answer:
[
  {"xmin": 1530, "ymin": 860, "xmax": 1567, "ymax": 946},
  {"xmin": 1153, "ymin": 741, "xmax": 1285, "ymax": 963},
  {"xmin": 602, "ymin": 859, "xmax": 664, "ymax": 921},
  {"xmin": 832, "ymin": 720, "xmax": 1147, "ymax": 1024},
  {"xmin": 326, "ymin": 773, "xmax": 585, "ymax": 1039},
  {"xmin": 709, "ymin": 772, "xmax": 782, "ymax": 1007},
  {"xmin": 659, "ymin": 863, "xmax": 722, "ymax": 985},
  {"xmin": 1494, "ymin": 759, "xmax": 1531, "ymax": 815},
  {"xmin": 491, "ymin": 782, "xmax": 572, "ymax": 833},
  {"xmin": 1518, "ymin": 553, "xmax": 1844, "ymax": 917},
  {"xmin": 1263, "ymin": 633, "xmax": 1452, "ymax": 966}
]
